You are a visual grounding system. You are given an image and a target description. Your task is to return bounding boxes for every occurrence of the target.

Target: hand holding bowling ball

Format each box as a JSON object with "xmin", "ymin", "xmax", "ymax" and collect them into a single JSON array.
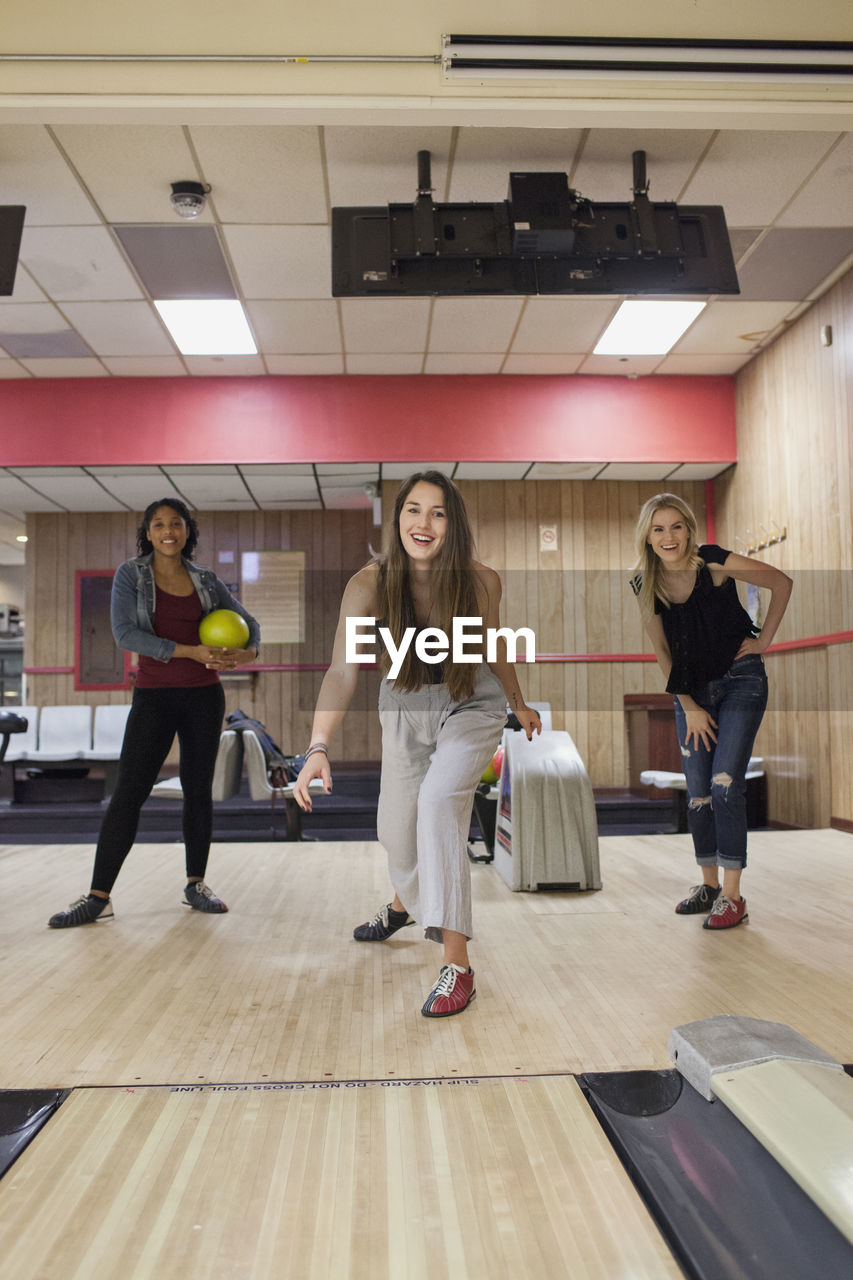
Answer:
[{"xmin": 198, "ymin": 609, "xmax": 250, "ymax": 664}]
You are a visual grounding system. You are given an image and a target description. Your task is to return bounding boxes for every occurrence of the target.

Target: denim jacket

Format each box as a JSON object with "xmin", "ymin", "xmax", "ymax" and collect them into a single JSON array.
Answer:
[{"xmin": 110, "ymin": 554, "xmax": 261, "ymax": 663}]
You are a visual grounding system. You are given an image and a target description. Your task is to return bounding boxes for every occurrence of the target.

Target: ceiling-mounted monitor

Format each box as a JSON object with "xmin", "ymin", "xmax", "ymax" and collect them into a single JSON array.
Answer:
[
  {"xmin": 0, "ymin": 206, "xmax": 26, "ymax": 296},
  {"xmin": 332, "ymin": 152, "xmax": 739, "ymax": 298}
]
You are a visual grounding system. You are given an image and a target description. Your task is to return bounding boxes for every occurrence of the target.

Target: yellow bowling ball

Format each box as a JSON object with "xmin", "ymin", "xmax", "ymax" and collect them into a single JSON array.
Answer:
[{"xmin": 199, "ymin": 608, "xmax": 250, "ymax": 649}]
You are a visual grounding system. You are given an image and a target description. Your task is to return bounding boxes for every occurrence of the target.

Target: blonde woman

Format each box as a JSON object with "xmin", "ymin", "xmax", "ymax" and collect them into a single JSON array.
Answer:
[
  {"xmin": 631, "ymin": 494, "xmax": 791, "ymax": 930},
  {"xmin": 293, "ymin": 472, "xmax": 540, "ymax": 1016}
]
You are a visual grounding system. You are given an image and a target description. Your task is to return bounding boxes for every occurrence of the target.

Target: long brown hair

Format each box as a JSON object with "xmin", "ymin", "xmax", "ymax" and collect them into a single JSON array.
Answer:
[
  {"xmin": 375, "ymin": 471, "xmax": 483, "ymax": 701},
  {"xmin": 631, "ymin": 492, "xmax": 704, "ymax": 613}
]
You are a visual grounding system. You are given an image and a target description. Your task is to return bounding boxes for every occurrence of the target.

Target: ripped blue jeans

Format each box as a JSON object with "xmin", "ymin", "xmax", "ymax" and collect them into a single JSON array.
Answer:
[{"xmin": 673, "ymin": 655, "xmax": 768, "ymax": 871}]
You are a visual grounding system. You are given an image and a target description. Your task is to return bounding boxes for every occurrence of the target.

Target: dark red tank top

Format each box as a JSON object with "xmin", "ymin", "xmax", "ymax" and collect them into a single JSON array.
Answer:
[{"xmin": 135, "ymin": 587, "xmax": 220, "ymax": 689}]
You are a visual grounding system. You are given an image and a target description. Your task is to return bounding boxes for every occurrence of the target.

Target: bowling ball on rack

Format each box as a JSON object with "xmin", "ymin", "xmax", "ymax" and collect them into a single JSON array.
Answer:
[
  {"xmin": 199, "ymin": 608, "xmax": 250, "ymax": 650},
  {"xmin": 480, "ymin": 745, "xmax": 505, "ymax": 786}
]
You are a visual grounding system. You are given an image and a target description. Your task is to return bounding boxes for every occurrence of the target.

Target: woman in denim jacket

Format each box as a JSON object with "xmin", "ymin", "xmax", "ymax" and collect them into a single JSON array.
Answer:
[{"xmin": 49, "ymin": 497, "xmax": 260, "ymax": 928}]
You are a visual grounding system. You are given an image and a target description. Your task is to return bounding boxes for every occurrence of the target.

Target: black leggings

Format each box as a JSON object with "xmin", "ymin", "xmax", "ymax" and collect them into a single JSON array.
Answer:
[{"xmin": 90, "ymin": 683, "xmax": 225, "ymax": 894}]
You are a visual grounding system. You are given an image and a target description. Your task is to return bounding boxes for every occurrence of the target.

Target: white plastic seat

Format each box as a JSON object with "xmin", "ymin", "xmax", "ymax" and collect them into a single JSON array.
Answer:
[
  {"xmin": 82, "ymin": 704, "xmax": 132, "ymax": 762},
  {"xmin": 31, "ymin": 705, "xmax": 93, "ymax": 762},
  {"xmin": 4, "ymin": 707, "xmax": 38, "ymax": 762},
  {"xmin": 150, "ymin": 730, "xmax": 244, "ymax": 803}
]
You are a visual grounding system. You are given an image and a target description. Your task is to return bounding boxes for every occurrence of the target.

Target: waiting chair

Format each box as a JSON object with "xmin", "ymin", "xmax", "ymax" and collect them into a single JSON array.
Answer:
[
  {"xmin": 31, "ymin": 705, "xmax": 93, "ymax": 762},
  {"xmin": 243, "ymin": 728, "xmax": 321, "ymax": 840},
  {"xmin": 150, "ymin": 730, "xmax": 245, "ymax": 804}
]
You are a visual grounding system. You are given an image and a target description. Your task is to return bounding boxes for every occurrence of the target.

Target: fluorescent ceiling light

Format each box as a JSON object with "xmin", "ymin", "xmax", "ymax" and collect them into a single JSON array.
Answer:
[
  {"xmin": 154, "ymin": 299, "xmax": 257, "ymax": 355},
  {"xmin": 594, "ymin": 301, "xmax": 706, "ymax": 355}
]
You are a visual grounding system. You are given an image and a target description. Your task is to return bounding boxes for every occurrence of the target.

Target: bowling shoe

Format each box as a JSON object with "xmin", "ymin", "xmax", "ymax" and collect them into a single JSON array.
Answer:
[
  {"xmin": 184, "ymin": 880, "xmax": 228, "ymax": 913},
  {"xmin": 675, "ymin": 882, "xmax": 721, "ymax": 915},
  {"xmin": 353, "ymin": 902, "xmax": 414, "ymax": 941},
  {"xmin": 703, "ymin": 894, "xmax": 748, "ymax": 930},
  {"xmin": 48, "ymin": 894, "xmax": 114, "ymax": 928},
  {"xmin": 421, "ymin": 963, "xmax": 476, "ymax": 1017}
]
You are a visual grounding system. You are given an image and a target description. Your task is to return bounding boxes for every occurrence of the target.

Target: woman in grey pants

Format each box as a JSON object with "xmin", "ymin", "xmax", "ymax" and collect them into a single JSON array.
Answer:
[{"xmin": 293, "ymin": 472, "xmax": 540, "ymax": 1018}]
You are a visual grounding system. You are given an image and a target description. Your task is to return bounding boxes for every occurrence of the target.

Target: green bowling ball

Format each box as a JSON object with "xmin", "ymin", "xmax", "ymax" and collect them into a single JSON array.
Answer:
[{"xmin": 199, "ymin": 608, "xmax": 250, "ymax": 649}]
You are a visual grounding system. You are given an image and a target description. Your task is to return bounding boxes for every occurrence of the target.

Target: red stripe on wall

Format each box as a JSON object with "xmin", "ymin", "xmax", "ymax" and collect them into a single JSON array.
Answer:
[{"xmin": 0, "ymin": 375, "xmax": 736, "ymax": 468}]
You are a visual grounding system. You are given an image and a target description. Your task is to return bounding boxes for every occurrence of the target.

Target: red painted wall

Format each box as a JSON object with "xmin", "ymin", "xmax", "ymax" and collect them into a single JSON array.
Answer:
[{"xmin": 0, "ymin": 374, "xmax": 736, "ymax": 466}]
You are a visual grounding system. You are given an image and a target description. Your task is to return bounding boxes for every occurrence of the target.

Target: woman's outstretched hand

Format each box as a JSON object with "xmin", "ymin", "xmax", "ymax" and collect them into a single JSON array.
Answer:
[
  {"xmin": 516, "ymin": 705, "xmax": 543, "ymax": 740},
  {"xmin": 292, "ymin": 753, "xmax": 332, "ymax": 812}
]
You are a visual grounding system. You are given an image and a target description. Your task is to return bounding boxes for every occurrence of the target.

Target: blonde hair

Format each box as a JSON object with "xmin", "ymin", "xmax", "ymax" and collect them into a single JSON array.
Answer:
[{"xmin": 631, "ymin": 493, "xmax": 704, "ymax": 614}]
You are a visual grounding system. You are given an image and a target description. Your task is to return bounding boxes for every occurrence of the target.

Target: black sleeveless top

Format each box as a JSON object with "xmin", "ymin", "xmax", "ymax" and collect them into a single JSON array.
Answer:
[{"xmin": 652, "ymin": 545, "xmax": 758, "ymax": 696}]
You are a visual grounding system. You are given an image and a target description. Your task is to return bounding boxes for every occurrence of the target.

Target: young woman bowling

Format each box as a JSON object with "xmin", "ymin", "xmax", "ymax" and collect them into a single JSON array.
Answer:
[{"xmin": 293, "ymin": 472, "xmax": 541, "ymax": 1016}]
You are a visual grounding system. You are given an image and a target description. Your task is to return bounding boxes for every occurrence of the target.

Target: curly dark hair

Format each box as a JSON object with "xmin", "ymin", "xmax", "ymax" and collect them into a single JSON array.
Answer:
[{"xmin": 136, "ymin": 497, "xmax": 200, "ymax": 559}]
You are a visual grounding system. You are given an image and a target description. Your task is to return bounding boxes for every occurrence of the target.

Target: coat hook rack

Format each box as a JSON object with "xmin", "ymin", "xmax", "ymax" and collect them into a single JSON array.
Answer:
[{"xmin": 735, "ymin": 519, "xmax": 787, "ymax": 554}]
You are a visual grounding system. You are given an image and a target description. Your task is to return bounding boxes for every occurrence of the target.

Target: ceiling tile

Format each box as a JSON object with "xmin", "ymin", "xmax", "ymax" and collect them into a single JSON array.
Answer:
[
  {"xmin": 735, "ymin": 228, "xmax": 853, "ymax": 301},
  {"xmin": 450, "ymin": 127, "xmax": 584, "ymax": 201},
  {"xmin": 511, "ymin": 298, "xmax": 617, "ymax": 354},
  {"xmin": 87, "ymin": 467, "xmax": 170, "ymax": 509},
  {"xmin": 602, "ymin": 463, "xmax": 682, "ymax": 480},
  {"xmin": 321, "ymin": 487, "xmax": 373, "ymax": 510},
  {"xmin": 160, "ymin": 466, "xmax": 254, "ymax": 508},
  {"xmin": 190, "ymin": 125, "xmax": 328, "ymax": 224},
  {"xmin": 101, "ymin": 356, "xmax": 187, "ymax": 377},
  {"xmin": 382, "ymin": 463, "xmax": 456, "ymax": 479},
  {"xmin": 527, "ymin": 462, "xmax": 605, "ymax": 480},
  {"xmin": 20, "ymin": 226, "xmax": 143, "ymax": 301},
  {"xmin": 60, "ymin": 302, "xmax": 175, "ymax": 356},
  {"xmin": 667, "ymin": 463, "xmax": 733, "ymax": 480},
  {"xmin": 502, "ymin": 353, "xmax": 585, "ymax": 374},
  {"xmin": 52, "ymin": 125, "xmax": 205, "ymax": 224},
  {"xmin": 454, "ymin": 462, "xmax": 530, "ymax": 479},
  {"xmin": 18, "ymin": 358, "xmax": 106, "ymax": 377},
  {"xmin": 674, "ymin": 300, "xmax": 796, "ymax": 354},
  {"xmin": 0, "ymin": 267, "xmax": 47, "ymax": 304},
  {"xmin": 315, "ymin": 465, "xmax": 378, "ymax": 478},
  {"xmin": 242, "ymin": 473, "xmax": 319, "ymax": 501},
  {"xmin": 572, "ymin": 129, "xmax": 714, "ymax": 202},
  {"xmin": 425, "ymin": 353, "xmax": 503, "ymax": 373},
  {"xmin": 341, "ymin": 299, "xmax": 430, "ymax": 353},
  {"xmin": 657, "ymin": 352, "xmax": 751, "ymax": 375},
  {"xmin": 223, "ymin": 225, "xmax": 331, "ymax": 299},
  {"xmin": 8, "ymin": 469, "xmax": 127, "ymax": 510},
  {"xmin": 266, "ymin": 354, "xmax": 344, "ymax": 374},
  {"xmin": 577, "ymin": 355, "xmax": 663, "ymax": 375},
  {"xmin": 0, "ymin": 362, "xmax": 31, "ymax": 379},
  {"xmin": 0, "ymin": 125, "xmax": 99, "ymax": 226},
  {"xmin": 183, "ymin": 355, "xmax": 266, "ymax": 376},
  {"xmin": 0, "ymin": 303, "xmax": 71, "ymax": 334},
  {"xmin": 429, "ymin": 297, "xmax": 523, "ymax": 353},
  {"xmin": 113, "ymin": 226, "xmax": 235, "ymax": 300},
  {"xmin": 0, "ymin": 331, "xmax": 91, "ymax": 359},
  {"xmin": 245, "ymin": 300, "xmax": 340, "ymax": 353},
  {"xmin": 681, "ymin": 131, "xmax": 839, "ymax": 227},
  {"xmin": 345, "ymin": 354, "xmax": 423, "ymax": 374},
  {"xmin": 325, "ymin": 127, "xmax": 453, "ymax": 205},
  {"xmin": 0, "ymin": 473, "xmax": 64, "ymax": 513},
  {"xmin": 777, "ymin": 133, "xmax": 853, "ymax": 228}
]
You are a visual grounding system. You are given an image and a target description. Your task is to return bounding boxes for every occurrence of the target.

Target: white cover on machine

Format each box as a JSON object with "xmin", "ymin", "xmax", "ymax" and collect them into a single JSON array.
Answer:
[{"xmin": 492, "ymin": 728, "xmax": 601, "ymax": 892}]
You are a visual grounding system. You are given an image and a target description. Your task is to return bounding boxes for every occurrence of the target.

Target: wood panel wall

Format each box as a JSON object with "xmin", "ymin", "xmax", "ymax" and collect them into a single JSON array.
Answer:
[
  {"xmin": 27, "ymin": 482, "xmax": 707, "ymax": 784},
  {"xmin": 382, "ymin": 476, "xmax": 707, "ymax": 789},
  {"xmin": 716, "ymin": 266, "xmax": 853, "ymax": 828},
  {"xmin": 24, "ymin": 507, "xmax": 383, "ymax": 764}
]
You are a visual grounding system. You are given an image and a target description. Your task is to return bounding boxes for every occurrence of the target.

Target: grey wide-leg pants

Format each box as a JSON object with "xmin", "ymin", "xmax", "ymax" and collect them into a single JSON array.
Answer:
[{"xmin": 376, "ymin": 665, "xmax": 506, "ymax": 943}]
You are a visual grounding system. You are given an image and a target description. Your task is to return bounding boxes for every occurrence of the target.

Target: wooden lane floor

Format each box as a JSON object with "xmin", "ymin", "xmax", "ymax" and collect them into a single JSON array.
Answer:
[
  {"xmin": 0, "ymin": 1073, "xmax": 682, "ymax": 1280},
  {"xmin": 1, "ymin": 830, "xmax": 852, "ymax": 1089}
]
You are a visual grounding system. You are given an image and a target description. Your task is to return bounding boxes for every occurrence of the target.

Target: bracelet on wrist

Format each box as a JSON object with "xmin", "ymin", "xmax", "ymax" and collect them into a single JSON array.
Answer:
[{"xmin": 304, "ymin": 743, "xmax": 328, "ymax": 761}]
